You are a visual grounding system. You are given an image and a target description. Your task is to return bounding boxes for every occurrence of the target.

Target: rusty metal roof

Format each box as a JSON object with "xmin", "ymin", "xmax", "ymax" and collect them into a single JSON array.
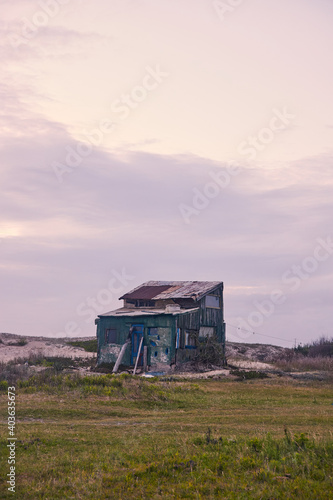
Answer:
[
  {"xmin": 98, "ymin": 307, "xmax": 200, "ymax": 317},
  {"xmin": 120, "ymin": 281, "xmax": 222, "ymax": 301},
  {"xmin": 121, "ymin": 285, "xmax": 171, "ymax": 300}
]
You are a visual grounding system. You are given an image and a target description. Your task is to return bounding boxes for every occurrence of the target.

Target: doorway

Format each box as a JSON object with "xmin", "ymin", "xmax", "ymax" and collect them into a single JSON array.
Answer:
[{"xmin": 131, "ymin": 324, "xmax": 144, "ymax": 366}]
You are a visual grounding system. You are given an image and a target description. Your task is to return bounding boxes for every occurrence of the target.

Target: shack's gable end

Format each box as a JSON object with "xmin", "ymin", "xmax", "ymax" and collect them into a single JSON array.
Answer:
[{"xmin": 199, "ymin": 285, "xmax": 224, "ymax": 326}]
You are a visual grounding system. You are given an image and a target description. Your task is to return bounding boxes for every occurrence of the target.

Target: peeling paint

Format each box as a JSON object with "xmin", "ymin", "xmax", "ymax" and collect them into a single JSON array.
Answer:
[
  {"xmin": 99, "ymin": 344, "xmax": 122, "ymax": 364},
  {"xmin": 151, "ymin": 347, "xmax": 168, "ymax": 365}
]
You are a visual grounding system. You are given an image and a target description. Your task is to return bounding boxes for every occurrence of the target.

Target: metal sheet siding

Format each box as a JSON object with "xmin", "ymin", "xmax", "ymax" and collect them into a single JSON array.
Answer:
[{"xmin": 97, "ymin": 313, "xmax": 176, "ymax": 367}]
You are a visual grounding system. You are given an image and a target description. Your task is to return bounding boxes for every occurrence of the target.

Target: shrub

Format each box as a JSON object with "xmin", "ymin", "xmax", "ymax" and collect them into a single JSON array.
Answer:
[
  {"xmin": 8, "ymin": 337, "xmax": 28, "ymax": 346},
  {"xmin": 0, "ymin": 361, "xmax": 30, "ymax": 384},
  {"xmin": 0, "ymin": 380, "xmax": 8, "ymax": 391},
  {"xmin": 194, "ymin": 337, "xmax": 226, "ymax": 367}
]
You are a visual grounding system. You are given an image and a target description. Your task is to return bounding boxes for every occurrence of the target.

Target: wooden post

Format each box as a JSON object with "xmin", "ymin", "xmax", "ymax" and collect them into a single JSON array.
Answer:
[
  {"xmin": 143, "ymin": 346, "xmax": 148, "ymax": 372},
  {"xmin": 112, "ymin": 339, "xmax": 130, "ymax": 374},
  {"xmin": 133, "ymin": 336, "xmax": 144, "ymax": 375}
]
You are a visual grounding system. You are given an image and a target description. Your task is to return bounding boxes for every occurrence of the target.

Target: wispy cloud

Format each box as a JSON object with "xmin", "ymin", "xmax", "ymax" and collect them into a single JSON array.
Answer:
[
  {"xmin": 0, "ymin": 96, "xmax": 332, "ymax": 339},
  {"xmin": 1, "ymin": 0, "xmax": 332, "ymax": 344}
]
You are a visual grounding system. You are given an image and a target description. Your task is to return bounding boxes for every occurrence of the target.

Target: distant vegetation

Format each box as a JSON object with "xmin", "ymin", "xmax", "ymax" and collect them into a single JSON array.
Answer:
[
  {"xmin": 7, "ymin": 338, "xmax": 28, "ymax": 346},
  {"xmin": 274, "ymin": 336, "xmax": 333, "ymax": 373},
  {"xmin": 294, "ymin": 336, "xmax": 333, "ymax": 358},
  {"xmin": 67, "ymin": 339, "xmax": 97, "ymax": 352},
  {"xmin": 275, "ymin": 356, "xmax": 333, "ymax": 373}
]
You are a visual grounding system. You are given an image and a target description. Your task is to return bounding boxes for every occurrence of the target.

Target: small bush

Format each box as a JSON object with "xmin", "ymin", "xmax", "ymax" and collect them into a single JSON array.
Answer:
[
  {"xmin": 8, "ymin": 337, "xmax": 28, "ymax": 346},
  {"xmin": 194, "ymin": 337, "xmax": 226, "ymax": 367},
  {"xmin": 0, "ymin": 361, "xmax": 31, "ymax": 384},
  {"xmin": 0, "ymin": 379, "xmax": 8, "ymax": 391}
]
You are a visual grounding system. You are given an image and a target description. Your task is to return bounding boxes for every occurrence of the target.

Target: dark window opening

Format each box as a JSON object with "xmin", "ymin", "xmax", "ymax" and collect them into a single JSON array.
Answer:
[
  {"xmin": 206, "ymin": 295, "xmax": 220, "ymax": 308},
  {"xmin": 185, "ymin": 331, "xmax": 197, "ymax": 349},
  {"xmin": 148, "ymin": 327, "xmax": 158, "ymax": 335},
  {"xmin": 135, "ymin": 300, "xmax": 155, "ymax": 307},
  {"xmin": 105, "ymin": 328, "xmax": 117, "ymax": 343}
]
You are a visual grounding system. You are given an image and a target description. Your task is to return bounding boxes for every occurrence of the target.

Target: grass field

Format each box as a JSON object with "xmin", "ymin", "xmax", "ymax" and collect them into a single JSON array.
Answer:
[{"xmin": 0, "ymin": 374, "xmax": 332, "ymax": 499}]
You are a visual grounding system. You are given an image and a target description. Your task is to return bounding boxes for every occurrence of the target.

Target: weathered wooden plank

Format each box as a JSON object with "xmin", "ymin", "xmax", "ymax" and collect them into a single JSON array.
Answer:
[{"xmin": 112, "ymin": 339, "xmax": 130, "ymax": 373}]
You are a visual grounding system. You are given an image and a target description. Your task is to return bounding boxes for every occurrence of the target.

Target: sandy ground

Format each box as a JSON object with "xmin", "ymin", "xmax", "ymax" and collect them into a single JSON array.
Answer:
[
  {"xmin": 226, "ymin": 341, "xmax": 287, "ymax": 363},
  {"xmin": 1, "ymin": 333, "xmax": 283, "ymax": 367},
  {"xmin": 169, "ymin": 359, "xmax": 275, "ymax": 379},
  {"xmin": 0, "ymin": 333, "xmax": 96, "ymax": 363},
  {"xmin": 227, "ymin": 359, "xmax": 275, "ymax": 370},
  {"xmin": 1, "ymin": 332, "xmax": 305, "ymax": 381},
  {"xmin": 1, "ymin": 333, "xmax": 329, "ymax": 381}
]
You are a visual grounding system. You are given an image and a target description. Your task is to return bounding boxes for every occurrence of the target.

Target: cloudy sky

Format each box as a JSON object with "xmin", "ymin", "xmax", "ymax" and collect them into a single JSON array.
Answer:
[{"xmin": 1, "ymin": 0, "xmax": 332, "ymax": 346}]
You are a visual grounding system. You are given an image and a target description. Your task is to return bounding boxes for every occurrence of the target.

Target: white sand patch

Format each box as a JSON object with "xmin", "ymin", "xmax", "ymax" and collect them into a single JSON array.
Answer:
[
  {"xmin": 228, "ymin": 359, "xmax": 275, "ymax": 370},
  {"xmin": 0, "ymin": 333, "xmax": 96, "ymax": 363}
]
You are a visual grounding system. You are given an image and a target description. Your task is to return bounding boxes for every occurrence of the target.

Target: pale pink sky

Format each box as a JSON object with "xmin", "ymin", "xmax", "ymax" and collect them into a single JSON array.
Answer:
[{"xmin": 1, "ymin": 0, "xmax": 332, "ymax": 346}]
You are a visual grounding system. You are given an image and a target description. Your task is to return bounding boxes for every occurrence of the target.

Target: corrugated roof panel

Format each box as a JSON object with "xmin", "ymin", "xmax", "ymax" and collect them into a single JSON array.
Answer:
[
  {"xmin": 121, "ymin": 285, "xmax": 171, "ymax": 300},
  {"xmin": 98, "ymin": 307, "xmax": 200, "ymax": 317},
  {"xmin": 153, "ymin": 281, "xmax": 222, "ymax": 300},
  {"xmin": 119, "ymin": 281, "xmax": 222, "ymax": 301}
]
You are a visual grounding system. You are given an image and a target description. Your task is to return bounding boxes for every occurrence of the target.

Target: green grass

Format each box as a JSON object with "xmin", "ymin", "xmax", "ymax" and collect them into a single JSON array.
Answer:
[
  {"xmin": 229, "ymin": 369, "xmax": 269, "ymax": 380},
  {"xmin": 0, "ymin": 376, "xmax": 332, "ymax": 499},
  {"xmin": 67, "ymin": 339, "xmax": 97, "ymax": 353}
]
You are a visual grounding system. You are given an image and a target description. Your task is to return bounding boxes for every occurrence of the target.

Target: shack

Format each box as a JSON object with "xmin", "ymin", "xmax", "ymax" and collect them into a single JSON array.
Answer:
[{"xmin": 95, "ymin": 280, "xmax": 226, "ymax": 371}]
